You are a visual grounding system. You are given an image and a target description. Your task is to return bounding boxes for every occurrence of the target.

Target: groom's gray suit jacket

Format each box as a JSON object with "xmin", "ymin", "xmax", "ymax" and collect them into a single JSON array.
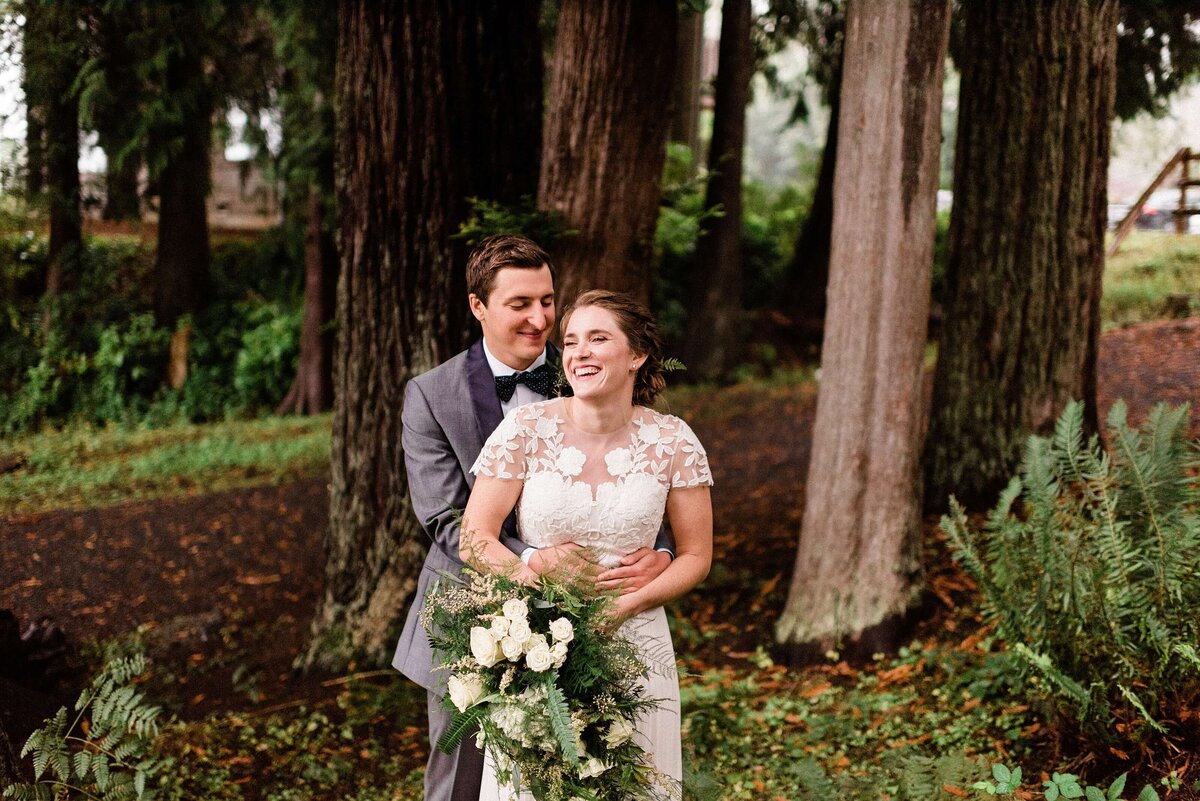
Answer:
[{"xmin": 391, "ymin": 339, "xmax": 528, "ymax": 692}]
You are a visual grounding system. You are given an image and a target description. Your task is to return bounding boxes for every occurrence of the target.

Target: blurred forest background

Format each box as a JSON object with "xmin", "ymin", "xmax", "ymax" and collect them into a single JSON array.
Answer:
[{"xmin": 2, "ymin": 1, "xmax": 1200, "ymax": 799}]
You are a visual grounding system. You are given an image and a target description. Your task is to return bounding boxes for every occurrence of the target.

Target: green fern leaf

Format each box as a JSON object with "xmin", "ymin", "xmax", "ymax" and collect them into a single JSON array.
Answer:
[
  {"xmin": 544, "ymin": 677, "xmax": 580, "ymax": 764},
  {"xmin": 434, "ymin": 706, "xmax": 487, "ymax": 755}
]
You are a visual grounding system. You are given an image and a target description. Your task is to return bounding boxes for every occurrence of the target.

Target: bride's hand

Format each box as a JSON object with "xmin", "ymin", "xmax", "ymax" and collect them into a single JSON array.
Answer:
[{"xmin": 601, "ymin": 593, "xmax": 642, "ymax": 633}]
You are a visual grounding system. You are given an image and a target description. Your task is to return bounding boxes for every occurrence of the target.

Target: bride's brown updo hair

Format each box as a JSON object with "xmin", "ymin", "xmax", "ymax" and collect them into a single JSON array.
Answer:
[{"xmin": 560, "ymin": 290, "xmax": 667, "ymax": 407}]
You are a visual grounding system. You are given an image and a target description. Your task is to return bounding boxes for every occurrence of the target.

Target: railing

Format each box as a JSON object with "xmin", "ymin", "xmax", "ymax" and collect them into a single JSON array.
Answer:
[{"xmin": 1108, "ymin": 147, "xmax": 1200, "ymax": 256}]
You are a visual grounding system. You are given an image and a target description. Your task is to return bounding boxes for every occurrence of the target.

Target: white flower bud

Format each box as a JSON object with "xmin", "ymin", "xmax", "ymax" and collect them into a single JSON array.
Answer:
[
  {"xmin": 525, "ymin": 642, "xmax": 556, "ymax": 672},
  {"xmin": 470, "ymin": 626, "xmax": 502, "ymax": 667},
  {"xmin": 548, "ymin": 617, "xmax": 575, "ymax": 643},
  {"xmin": 447, "ymin": 673, "xmax": 486, "ymax": 712}
]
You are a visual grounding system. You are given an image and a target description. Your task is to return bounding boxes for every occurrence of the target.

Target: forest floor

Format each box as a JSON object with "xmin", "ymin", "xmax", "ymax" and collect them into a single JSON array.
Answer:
[{"xmin": 2, "ymin": 316, "xmax": 1198, "ymax": 799}]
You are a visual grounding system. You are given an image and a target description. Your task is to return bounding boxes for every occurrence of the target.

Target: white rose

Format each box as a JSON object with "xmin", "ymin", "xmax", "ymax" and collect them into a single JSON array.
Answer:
[
  {"xmin": 525, "ymin": 642, "xmax": 556, "ymax": 672},
  {"xmin": 525, "ymin": 632, "xmax": 548, "ymax": 652},
  {"xmin": 489, "ymin": 616, "xmax": 510, "ymax": 638},
  {"xmin": 548, "ymin": 617, "xmax": 574, "ymax": 643},
  {"xmin": 447, "ymin": 673, "xmax": 486, "ymax": 712},
  {"xmin": 500, "ymin": 636, "xmax": 524, "ymax": 661},
  {"xmin": 603, "ymin": 716, "xmax": 634, "ymax": 748},
  {"xmin": 556, "ymin": 446, "xmax": 586, "ymax": 477},
  {"xmin": 604, "ymin": 447, "xmax": 634, "ymax": 477},
  {"xmin": 638, "ymin": 422, "xmax": 661, "ymax": 444},
  {"xmin": 579, "ymin": 757, "xmax": 608, "ymax": 779},
  {"xmin": 502, "ymin": 598, "xmax": 529, "ymax": 621},
  {"xmin": 470, "ymin": 626, "xmax": 502, "ymax": 667},
  {"xmin": 550, "ymin": 641, "xmax": 569, "ymax": 667},
  {"xmin": 507, "ymin": 617, "xmax": 532, "ymax": 644}
]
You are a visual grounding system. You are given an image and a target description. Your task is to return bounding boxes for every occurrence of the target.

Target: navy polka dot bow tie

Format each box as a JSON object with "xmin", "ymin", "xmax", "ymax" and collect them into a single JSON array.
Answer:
[{"xmin": 494, "ymin": 364, "xmax": 553, "ymax": 402}]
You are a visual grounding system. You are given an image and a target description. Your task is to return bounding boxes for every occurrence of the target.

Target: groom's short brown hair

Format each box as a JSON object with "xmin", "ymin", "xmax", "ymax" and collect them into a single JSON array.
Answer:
[{"xmin": 466, "ymin": 234, "xmax": 555, "ymax": 305}]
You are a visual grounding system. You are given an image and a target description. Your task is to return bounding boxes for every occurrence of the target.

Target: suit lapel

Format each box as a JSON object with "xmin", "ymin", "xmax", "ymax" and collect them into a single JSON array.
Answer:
[{"xmin": 466, "ymin": 339, "xmax": 503, "ymax": 447}]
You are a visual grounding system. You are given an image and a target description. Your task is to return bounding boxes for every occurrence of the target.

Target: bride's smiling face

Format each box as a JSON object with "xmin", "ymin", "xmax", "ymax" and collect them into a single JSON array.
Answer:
[{"xmin": 562, "ymin": 306, "xmax": 645, "ymax": 402}]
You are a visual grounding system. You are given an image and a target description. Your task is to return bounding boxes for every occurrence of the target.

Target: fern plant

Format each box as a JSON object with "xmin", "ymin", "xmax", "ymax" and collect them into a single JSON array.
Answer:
[
  {"xmin": 4, "ymin": 653, "xmax": 167, "ymax": 801},
  {"xmin": 942, "ymin": 400, "xmax": 1200, "ymax": 740}
]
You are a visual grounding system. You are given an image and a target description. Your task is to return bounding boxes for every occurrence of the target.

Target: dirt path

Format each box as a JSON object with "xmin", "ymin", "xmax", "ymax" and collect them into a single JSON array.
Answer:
[{"xmin": 2, "ymin": 319, "xmax": 1197, "ymax": 721}]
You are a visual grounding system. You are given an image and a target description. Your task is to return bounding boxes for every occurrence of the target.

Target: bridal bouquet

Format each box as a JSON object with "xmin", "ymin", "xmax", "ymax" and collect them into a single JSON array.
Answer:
[{"xmin": 421, "ymin": 565, "xmax": 669, "ymax": 801}]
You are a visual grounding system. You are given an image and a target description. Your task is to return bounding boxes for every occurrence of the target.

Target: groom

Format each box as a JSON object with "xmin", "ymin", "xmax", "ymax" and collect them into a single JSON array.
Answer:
[{"xmin": 392, "ymin": 234, "xmax": 674, "ymax": 801}]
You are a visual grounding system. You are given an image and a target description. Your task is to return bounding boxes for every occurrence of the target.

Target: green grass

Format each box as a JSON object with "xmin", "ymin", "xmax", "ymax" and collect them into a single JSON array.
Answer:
[
  {"xmin": 0, "ymin": 414, "xmax": 330, "ymax": 516},
  {"xmin": 1103, "ymin": 232, "xmax": 1200, "ymax": 328}
]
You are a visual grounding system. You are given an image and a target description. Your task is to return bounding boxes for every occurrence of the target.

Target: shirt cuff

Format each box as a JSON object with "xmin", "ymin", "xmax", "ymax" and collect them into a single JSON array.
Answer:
[
  {"xmin": 520, "ymin": 547, "xmax": 537, "ymax": 566},
  {"xmin": 656, "ymin": 547, "xmax": 675, "ymax": 561}
]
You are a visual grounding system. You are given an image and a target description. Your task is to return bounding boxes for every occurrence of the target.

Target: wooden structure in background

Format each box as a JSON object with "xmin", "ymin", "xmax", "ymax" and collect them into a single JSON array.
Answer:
[{"xmin": 1109, "ymin": 147, "xmax": 1200, "ymax": 255}]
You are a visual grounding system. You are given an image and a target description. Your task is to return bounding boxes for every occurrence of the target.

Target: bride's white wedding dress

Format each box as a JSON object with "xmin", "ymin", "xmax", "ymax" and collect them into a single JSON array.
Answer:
[{"xmin": 470, "ymin": 397, "xmax": 713, "ymax": 801}]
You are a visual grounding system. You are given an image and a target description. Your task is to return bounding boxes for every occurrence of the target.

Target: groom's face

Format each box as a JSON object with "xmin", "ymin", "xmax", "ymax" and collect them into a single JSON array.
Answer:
[{"xmin": 469, "ymin": 265, "xmax": 556, "ymax": 370}]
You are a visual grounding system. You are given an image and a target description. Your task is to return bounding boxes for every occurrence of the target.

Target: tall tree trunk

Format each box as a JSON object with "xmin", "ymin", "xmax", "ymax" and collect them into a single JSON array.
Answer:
[
  {"xmin": 97, "ymin": 8, "xmax": 142, "ymax": 222},
  {"xmin": 538, "ymin": 0, "xmax": 679, "ymax": 307},
  {"xmin": 670, "ymin": 8, "xmax": 705, "ymax": 166},
  {"xmin": 442, "ymin": 0, "xmax": 543, "ymax": 345},
  {"xmin": 682, "ymin": 0, "xmax": 752, "ymax": 380},
  {"xmin": 0, "ymin": 722, "xmax": 19, "ymax": 785},
  {"xmin": 781, "ymin": 60, "xmax": 841, "ymax": 341},
  {"xmin": 152, "ymin": 46, "xmax": 212, "ymax": 329},
  {"xmin": 776, "ymin": 0, "xmax": 951, "ymax": 662},
  {"xmin": 923, "ymin": 0, "xmax": 1117, "ymax": 513},
  {"xmin": 21, "ymin": 2, "xmax": 45, "ymax": 201},
  {"xmin": 298, "ymin": 0, "xmax": 543, "ymax": 670},
  {"xmin": 277, "ymin": 185, "xmax": 336, "ymax": 416},
  {"xmin": 41, "ymin": 5, "xmax": 83, "ymax": 336}
]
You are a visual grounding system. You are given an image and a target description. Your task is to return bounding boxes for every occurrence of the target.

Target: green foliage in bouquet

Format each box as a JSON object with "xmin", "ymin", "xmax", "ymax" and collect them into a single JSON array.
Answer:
[
  {"xmin": 422, "ymin": 566, "xmax": 671, "ymax": 801},
  {"xmin": 941, "ymin": 400, "xmax": 1200, "ymax": 741},
  {"xmin": 4, "ymin": 652, "xmax": 167, "ymax": 801}
]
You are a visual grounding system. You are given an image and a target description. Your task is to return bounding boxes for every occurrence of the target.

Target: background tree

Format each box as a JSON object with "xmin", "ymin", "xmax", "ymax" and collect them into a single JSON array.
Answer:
[
  {"xmin": 538, "ymin": 0, "xmax": 679, "ymax": 307},
  {"xmin": 776, "ymin": 0, "xmax": 951, "ymax": 661},
  {"xmin": 923, "ymin": 0, "xmax": 1118, "ymax": 513},
  {"xmin": 84, "ymin": 6, "xmax": 143, "ymax": 221},
  {"xmin": 767, "ymin": 0, "xmax": 844, "ymax": 340},
  {"xmin": 299, "ymin": 0, "xmax": 544, "ymax": 669},
  {"xmin": 22, "ymin": 1, "xmax": 85, "ymax": 333},
  {"xmin": 682, "ymin": 0, "xmax": 754, "ymax": 380},
  {"xmin": 271, "ymin": 1, "xmax": 338, "ymax": 416},
  {"xmin": 670, "ymin": 4, "xmax": 705, "ymax": 169},
  {"xmin": 1114, "ymin": 1, "xmax": 1200, "ymax": 120}
]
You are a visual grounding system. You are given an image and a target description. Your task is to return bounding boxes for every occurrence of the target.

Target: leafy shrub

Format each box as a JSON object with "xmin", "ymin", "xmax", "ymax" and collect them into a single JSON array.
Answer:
[
  {"xmin": 942, "ymin": 400, "xmax": 1200, "ymax": 741},
  {"xmin": 455, "ymin": 195, "xmax": 573, "ymax": 248},
  {"xmin": 5, "ymin": 652, "xmax": 166, "ymax": 801}
]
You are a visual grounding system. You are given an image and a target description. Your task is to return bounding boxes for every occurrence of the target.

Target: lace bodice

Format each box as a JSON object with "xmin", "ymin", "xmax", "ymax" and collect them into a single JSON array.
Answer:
[{"xmin": 470, "ymin": 398, "xmax": 712, "ymax": 568}]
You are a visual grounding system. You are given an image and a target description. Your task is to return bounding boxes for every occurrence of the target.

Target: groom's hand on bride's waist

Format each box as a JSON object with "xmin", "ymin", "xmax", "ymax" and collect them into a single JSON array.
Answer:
[{"xmin": 595, "ymin": 548, "xmax": 671, "ymax": 595}]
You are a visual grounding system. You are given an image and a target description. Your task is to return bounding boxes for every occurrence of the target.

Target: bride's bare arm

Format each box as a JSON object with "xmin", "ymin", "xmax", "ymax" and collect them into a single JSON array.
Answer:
[
  {"xmin": 460, "ymin": 475, "xmax": 538, "ymax": 583},
  {"xmin": 613, "ymin": 486, "xmax": 712, "ymax": 621}
]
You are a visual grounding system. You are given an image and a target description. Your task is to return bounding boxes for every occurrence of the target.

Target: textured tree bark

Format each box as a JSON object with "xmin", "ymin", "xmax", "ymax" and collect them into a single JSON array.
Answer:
[
  {"xmin": 670, "ymin": 8, "xmax": 705, "ymax": 165},
  {"xmin": 298, "ymin": 0, "xmax": 543, "ymax": 670},
  {"xmin": 152, "ymin": 42, "xmax": 212, "ymax": 329},
  {"xmin": 776, "ymin": 0, "xmax": 951, "ymax": 662},
  {"xmin": 40, "ymin": 4, "xmax": 83, "ymax": 335},
  {"xmin": 538, "ymin": 0, "xmax": 679, "ymax": 307},
  {"xmin": 682, "ymin": 0, "xmax": 752, "ymax": 380},
  {"xmin": 277, "ymin": 186, "xmax": 336, "ymax": 416},
  {"xmin": 0, "ymin": 721, "xmax": 18, "ymax": 785},
  {"xmin": 923, "ymin": 0, "xmax": 1118, "ymax": 513}
]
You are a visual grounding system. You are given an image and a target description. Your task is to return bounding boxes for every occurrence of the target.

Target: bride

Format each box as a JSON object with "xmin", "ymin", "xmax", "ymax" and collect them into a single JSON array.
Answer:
[{"xmin": 461, "ymin": 289, "xmax": 714, "ymax": 800}]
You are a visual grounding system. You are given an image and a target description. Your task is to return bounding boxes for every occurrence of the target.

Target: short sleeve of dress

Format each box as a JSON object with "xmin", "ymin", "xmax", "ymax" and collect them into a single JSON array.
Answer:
[
  {"xmin": 668, "ymin": 417, "xmax": 713, "ymax": 489},
  {"xmin": 471, "ymin": 407, "xmax": 531, "ymax": 480}
]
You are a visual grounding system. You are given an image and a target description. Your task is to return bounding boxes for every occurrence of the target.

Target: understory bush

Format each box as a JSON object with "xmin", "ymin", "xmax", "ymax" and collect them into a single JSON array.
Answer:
[
  {"xmin": 0, "ymin": 232, "xmax": 303, "ymax": 432},
  {"xmin": 942, "ymin": 400, "xmax": 1200, "ymax": 742}
]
